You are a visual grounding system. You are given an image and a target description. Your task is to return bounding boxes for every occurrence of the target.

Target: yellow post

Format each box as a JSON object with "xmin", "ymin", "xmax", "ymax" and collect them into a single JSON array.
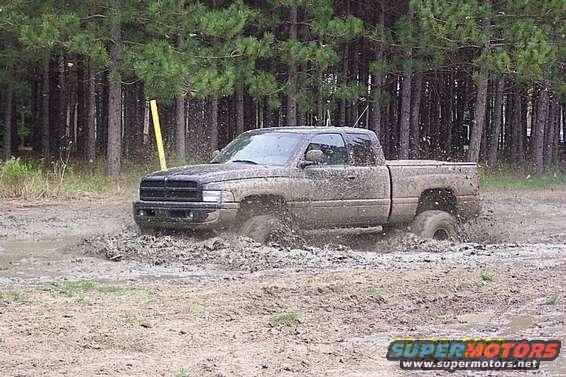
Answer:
[{"xmin": 149, "ymin": 99, "xmax": 167, "ymax": 170}]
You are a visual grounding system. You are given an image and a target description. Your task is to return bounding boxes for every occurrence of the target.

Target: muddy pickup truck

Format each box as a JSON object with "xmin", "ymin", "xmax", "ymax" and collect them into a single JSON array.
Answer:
[{"xmin": 133, "ymin": 127, "xmax": 480, "ymax": 242}]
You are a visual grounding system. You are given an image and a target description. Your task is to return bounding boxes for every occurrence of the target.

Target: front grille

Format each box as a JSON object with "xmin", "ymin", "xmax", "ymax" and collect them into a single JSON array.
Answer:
[{"xmin": 140, "ymin": 178, "xmax": 201, "ymax": 202}]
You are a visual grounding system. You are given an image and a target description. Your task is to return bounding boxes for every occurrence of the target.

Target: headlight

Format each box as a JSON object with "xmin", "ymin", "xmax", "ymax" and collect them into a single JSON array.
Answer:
[{"xmin": 202, "ymin": 190, "xmax": 234, "ymax": 203}]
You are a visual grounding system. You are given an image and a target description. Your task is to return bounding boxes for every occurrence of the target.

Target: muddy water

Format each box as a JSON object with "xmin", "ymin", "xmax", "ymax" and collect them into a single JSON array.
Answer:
[
  {"xmin": 0, "ymin": 189, "xmax": 565, "ymax": 376},
  {"xmin": 0, "ymin": 237, "xmax": 232, "ymax": 283}
]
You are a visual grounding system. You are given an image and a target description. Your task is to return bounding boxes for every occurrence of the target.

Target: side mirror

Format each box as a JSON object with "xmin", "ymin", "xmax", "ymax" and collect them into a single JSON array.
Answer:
[
  {"xmin": 211, "ymin": 150, "xmax": 220, "ymax": 159},
  {"xmin": 300, "ymin": 149, "xmax": 323, "ymax": 168}
]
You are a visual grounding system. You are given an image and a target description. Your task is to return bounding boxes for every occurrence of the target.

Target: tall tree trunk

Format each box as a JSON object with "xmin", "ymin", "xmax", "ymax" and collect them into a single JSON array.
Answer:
[
  {"xmin": 398, "ymin": 7, "xmax": 413, "ymax": 159},
  {"xmin": 399, "ymin": 71, "xmax": 411, "ymax": 159},
  {"xmin": 107, "ymin": 13, "xmax": 122, "ymax": 176},
  {"xmin": 532, "ymin": 80, "xmax": 549, "ymax": 175},
  {"xmin": 235, "ymin": 83, "xmax": 244, "ymax": 134},
  {"xmin": 552, "ymin": 100, "xmax": 560, "ymax": 164},
  {"xmin": 487, "ymin": 78, "xmax": 504, "ymax": 169},
  {"xmin": 175, "ymin": 35, "xmax": 186, "ymax": 162},
  {"xmin": 3, "ymin": 87, "xmax": 14, "ymax": 160},
  {"xmin": 562, "ymin": 105, "xmax": 566, "ymax": 159},
  {"xmin": 175, "ymin": 94, "xmax": 186, "ymax": 162},
  {"xmin": 264, "ymin": 99, "xmax": 273, "ymax": 128},
  {"xmin": 409, "ymin": 73, "xmax": 423, "ymax": 158},
  {"xmin": 209, "ymin": 96, "xmax": 218, "ymax": 151},
  {"xmin": 467, "ymin": 69, "xmax": 489, "ymax": 162},
  {"xmin": 58, "ymin": 53, "xmax": 67, "ymax": 155},
  {"xmin": 76, "ymin": 59, "xmax": 86, "ymax": 155},
  {"xmin": 439, "ymin": 76, "xmax": 453, "ymax": 157},
  {"xmin": 286, "ymin": 6, "xmax": 297, "ymax": 125},
  {"xmin": 370, "ymin": 10, "xmax": 385, "ymax": 137},
  {"xmin": 544, "ymin": 98, "xmax": 555, "ymax": 167},
  {"xmin": 339, "ymin": 43, "xmax": 349, "ymax": 125},
  {"xmin": 86, "ymin": 60, "xmax": 96, "ymax": 163},
  {"xmin": 510, "ymin": 87, "xmax": 522, "ymax": 165},
  {"xmin": 30, "ymin": 72, "xmax": 41, "ymax": 152},
  {"xmin": 41, "ymin": 58, "xmax": 50, "ymax": 158}
]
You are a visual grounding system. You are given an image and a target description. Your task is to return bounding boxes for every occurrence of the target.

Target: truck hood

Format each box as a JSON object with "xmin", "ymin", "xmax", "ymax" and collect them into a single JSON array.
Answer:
[{"xmin": 144, "ymin": 163, "xmax": 289, "ymax": 184}]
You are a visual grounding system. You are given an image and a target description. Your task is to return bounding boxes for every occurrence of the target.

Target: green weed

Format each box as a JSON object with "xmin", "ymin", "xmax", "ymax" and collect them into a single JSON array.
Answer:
[
  {"xmin": 0, "ymin": 157, "xmax": 40, "ymax": 184},
  {"xmin": 480, "ymin": 165, "xmax": 566, "ymax": 190},
  {"xmin": 175, "ymin": 368, "xmax": 189, "ymax": 377},
  {"xmin": 273, "ymin": 312, "xmax": 299, "ymax": 326},
  {"xmin": 0, "ymin": 290, "xmax": 23, "ymax": 304},
  {"xmin": 366, "ymin": 287, "xmax": 381, "ymax": 297},
  {"xmin": 48, "ymin": 281, "xmax": 141, "ymax": 297},
  {"xmin": 480, "ymin": 271, "xmax": 495, "ymax": 282},
  {"xmin": 48, "ymin": 281, "xmax": 97, "ymax": 296},
  {"xmin": 546, "ymin": 294, "xmax": 559, "ymax": 305}
]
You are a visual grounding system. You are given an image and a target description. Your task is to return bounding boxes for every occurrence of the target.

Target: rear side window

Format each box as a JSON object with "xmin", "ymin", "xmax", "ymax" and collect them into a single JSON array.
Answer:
[
  {"xmin": 306, "ymin": 133, "xmax": 348, "ymax": 165},
  {"xmin": 345, "ymin": 133, "xmax": 377, "ymax": 166}
]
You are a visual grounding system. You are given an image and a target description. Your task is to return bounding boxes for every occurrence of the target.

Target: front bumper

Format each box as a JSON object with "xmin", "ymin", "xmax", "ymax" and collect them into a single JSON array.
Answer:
[{"xmin": 133, "ymin": 200, "xmax": 239, "ymax": 230}]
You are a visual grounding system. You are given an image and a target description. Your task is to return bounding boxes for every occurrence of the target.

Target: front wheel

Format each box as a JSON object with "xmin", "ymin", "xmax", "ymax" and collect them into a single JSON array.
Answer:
[
  {"xmin": 238, "ymin": 214, "xmax": 281, "ymax": 243},
  {"xmin": 410, "ymin": 210, "xmax": 457, "ymax": 241}
]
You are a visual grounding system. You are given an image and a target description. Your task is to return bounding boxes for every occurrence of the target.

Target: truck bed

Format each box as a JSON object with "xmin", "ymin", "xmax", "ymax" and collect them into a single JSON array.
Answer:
[{"xmin": 385, "ymin": 160, "xmax": 480, "ymax": 223}]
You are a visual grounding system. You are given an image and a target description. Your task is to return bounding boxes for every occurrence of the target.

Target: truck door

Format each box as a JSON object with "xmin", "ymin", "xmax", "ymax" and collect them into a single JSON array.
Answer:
[
  {"xmin": 298, "ymin": 133, "xmax": 360, "ymax": 227},
  {"xmin": 343, "ymin": 133, "xmax": 391, "ymax": 225}
]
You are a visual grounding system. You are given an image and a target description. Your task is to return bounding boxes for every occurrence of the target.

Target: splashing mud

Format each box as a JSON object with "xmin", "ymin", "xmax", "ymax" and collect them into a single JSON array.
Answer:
[{"xmin": 82, "ymin": 229, "xmax": 368, "ymax": 272}]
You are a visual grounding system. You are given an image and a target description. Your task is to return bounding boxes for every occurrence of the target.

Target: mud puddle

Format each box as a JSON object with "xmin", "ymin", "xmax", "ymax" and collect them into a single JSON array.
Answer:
[
  {"xmin": 0, "ymin": 237, "xmax": 236, "ymax": 284},
  {"xmin": 81, "ymin": 225, "xmax": 566, "ymax": 275}
]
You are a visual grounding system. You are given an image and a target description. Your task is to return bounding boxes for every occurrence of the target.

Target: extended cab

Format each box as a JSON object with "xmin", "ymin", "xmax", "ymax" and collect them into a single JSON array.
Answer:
[{"xmin": 133, "ymin": 127, "xmax": 480, "ymax": 242}]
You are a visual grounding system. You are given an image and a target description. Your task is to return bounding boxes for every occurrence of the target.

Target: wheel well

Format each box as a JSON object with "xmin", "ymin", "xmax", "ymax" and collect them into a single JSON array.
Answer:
[
  {"xmin": 416, "ymin": 188, "xmax": 457, "ymax": 215},
  {"xmin": 238, "ymin": 194, "xmax": 287, "ymax": 218}
]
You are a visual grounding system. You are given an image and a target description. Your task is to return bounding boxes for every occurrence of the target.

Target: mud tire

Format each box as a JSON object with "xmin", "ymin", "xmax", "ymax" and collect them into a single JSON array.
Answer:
[
  {"xmin": 411, "ymin": 210, "xmax": 458, "ymax": 240},
  {"xmin": 239, "ymin": 214, "xmax": 281, "ymax": 243}
]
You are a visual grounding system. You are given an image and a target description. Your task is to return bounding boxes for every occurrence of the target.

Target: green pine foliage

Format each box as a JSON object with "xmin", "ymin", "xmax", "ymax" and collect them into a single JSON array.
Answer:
[{"xmin": 0, "ymin": 0, "xmax": 564, "ymax": 175}]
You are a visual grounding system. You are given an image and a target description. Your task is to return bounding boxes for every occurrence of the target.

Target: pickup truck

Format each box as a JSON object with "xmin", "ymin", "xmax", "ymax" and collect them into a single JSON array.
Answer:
[{"xmin": 133, "ymin": 127, "xmax": 480, "ymax": 242}]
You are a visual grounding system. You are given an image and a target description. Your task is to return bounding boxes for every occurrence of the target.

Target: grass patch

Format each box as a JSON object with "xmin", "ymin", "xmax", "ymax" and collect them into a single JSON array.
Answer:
[
  {"xmin": 47, "ymin": 281, "xmax": 140, "ymax": 297},
  {"xmin": 273, "ymin": 312, "xmax": 299, "ymax": 326},
  {"xmin": 0, "ymin": 157, "xmax": 150, "ymax": 200},
  {"xmin": 546, "ymin": 294, "xmax": 559, "ymax": 305},
  {"xmin": 95, "ymin": 286, "xmax": 140, "ymax": 296},
  {"xmin": 366, "ymin": 287, "xmax": 381, "ymax": 297},
  {"xmin": 48, "ymin": 281, "xmax": 97, "ymax": 296},
  {"xmin": 480, "ymin": 271, "xmax": 495, "ymax": 282},
  {"xmin": 188, "ymin": 301, "xmax": 205, "ymax": 314},
  {"xmin": 0, "ymin": 154, "xmax": 206, "ymax": 200},
  {"xmin": 0, "ymin": 290, "xmax": 23, "ymax": 304},
  {"xmin": 175, "ymin": 368, "xmax": 189, "ymax": 377},
  {"xmin": 480, "ymin": 165, "xmax": 566, "ymax": 190}
]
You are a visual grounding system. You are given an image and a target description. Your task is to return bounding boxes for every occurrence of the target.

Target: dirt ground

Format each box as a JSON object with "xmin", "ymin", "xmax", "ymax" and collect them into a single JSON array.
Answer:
[{"xmin": 0, "ymin": 187, "xmax": 565, "ymax": 376}]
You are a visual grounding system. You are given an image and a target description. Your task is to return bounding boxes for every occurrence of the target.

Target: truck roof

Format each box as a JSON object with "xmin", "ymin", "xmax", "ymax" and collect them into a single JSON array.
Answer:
[{"xmin": 247, "ymin": 126, "xmax": 375, "ymax": 135}]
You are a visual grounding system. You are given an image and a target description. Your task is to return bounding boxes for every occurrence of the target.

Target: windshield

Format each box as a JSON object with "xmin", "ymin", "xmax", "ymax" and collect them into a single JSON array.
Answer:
[{"xmin": 211, "ymin": 132, "xmax": 302, "ymax": 166}]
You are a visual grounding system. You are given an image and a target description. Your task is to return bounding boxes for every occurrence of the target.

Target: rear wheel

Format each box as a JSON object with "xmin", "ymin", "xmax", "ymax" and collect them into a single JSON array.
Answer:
[
  {"xmin": 410, "ymin": 210, "xmax": 457, "ymax": 240},
  {"xmin": 239, "ymin": 214, "xmax": 281, "ymax": 243}
]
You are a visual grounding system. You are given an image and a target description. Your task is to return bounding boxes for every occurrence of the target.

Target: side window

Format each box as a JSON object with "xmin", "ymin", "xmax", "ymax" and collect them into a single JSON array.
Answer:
[
  {"xmin": 306, "ymin": 133, "xmax": 348, "ymax": 165},
  {"xmin": 345, "ymin": 133, "xmax": 377, "ymax": 166}
]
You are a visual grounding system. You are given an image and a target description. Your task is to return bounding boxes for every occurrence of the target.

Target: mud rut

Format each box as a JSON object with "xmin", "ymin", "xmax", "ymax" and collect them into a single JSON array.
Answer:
[{"xmin": 0, "ymin": 188, "xmax": 565, "ymax": 376}]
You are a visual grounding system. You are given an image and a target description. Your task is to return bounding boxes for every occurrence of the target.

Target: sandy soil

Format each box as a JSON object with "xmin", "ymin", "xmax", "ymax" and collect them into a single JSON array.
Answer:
[{"xmin": 0, "ymin": 187, "xmax": 565, "ymax": 376}]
